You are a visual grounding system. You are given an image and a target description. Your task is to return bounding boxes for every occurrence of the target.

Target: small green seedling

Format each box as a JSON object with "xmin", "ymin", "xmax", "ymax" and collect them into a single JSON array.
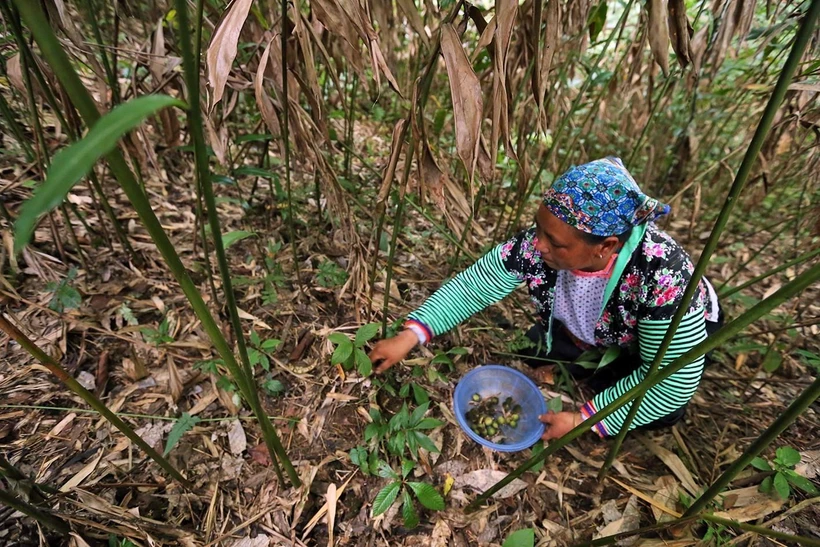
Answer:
[
  {"xmin": 371, "ymin": 461, "xmax": 444, "ymax": 529},
  {"xmin": 364, "ymin": 403, "xmax": 443, "ymax": 460},
  {"xmin": 46, "ymin": 267, "xmax": 81, "ymax": 313},
  {"xmin": 248, "ymin": 329, "xmax": 281, "ymax": 371},
  {"xmin": 316, "ymin": 259, "xmax": 348, "ymax": 288},
  {"xmin": 752, "ymin": 446, "xmax": 817, "ymax": 500},
  {"xmin": 328, "ymin": 323, "xmax": 380, "ymax": 376},
  {"xmin": 141, "ymin": 316, "xmax": 175, "ymax": 346}
]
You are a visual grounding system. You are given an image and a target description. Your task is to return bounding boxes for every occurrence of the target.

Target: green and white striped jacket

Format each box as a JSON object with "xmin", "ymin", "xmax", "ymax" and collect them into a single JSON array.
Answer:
[{"xmin": 407, "ymin": 223, "xmax": 719, "ymax": 436}]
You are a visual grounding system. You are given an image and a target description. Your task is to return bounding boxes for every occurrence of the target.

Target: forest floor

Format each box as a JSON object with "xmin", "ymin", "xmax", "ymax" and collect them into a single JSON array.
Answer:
[{"xmin": 1, "ymin": 120, "xmax": 819, "ymax": 547}]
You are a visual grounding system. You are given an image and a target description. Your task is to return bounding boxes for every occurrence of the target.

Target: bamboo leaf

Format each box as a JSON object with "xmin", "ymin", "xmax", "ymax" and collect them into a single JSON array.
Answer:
[
  {"xmin": 647, "ymin": 0, "xmax": 670, "ymax": 76},
  {"xmin": 372, "ymin": 481, "xmax": 401, "ymax": 516},
  {"xmin": 222, "ymin": 230, "xmax": 256, "ymax": 249},
  {"xmin": 206, "ymin": 0, "xmax": 254, "ymax": 110},
  {"xmin": 164, "ymin": 413, "xmax": 201, "ymax": 456},
  {"xmin": 667, "ymin": 0, "xmax": 692, "ymax": 68},
  {"xmin": 406, "ymin": 481, "xmax": 444, "ymax": 510},
  {"xmin": 14, "ymin": 95, "xmax": 184, "ymax": 253},
  {"xmin": 440, "ymin": 24, "xmax": 485, "ymax": 184}
]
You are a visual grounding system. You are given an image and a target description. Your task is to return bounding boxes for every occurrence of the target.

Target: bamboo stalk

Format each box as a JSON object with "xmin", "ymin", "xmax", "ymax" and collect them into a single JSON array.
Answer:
[
  {"xmin": 721, "ymin": 246, "xmax": 820, "ymax": 298},
  {"xmin": 0, "ymin": 486, "xmax": 70, "ymax": 534},
  {"xmin": 0, "ymin": 88, "xmax": 35, "ymax": 162},
  {"xmin": 465, "ymin": 259, "xmax": 820, "ymax": 511},
  {"xmin": 0, "ymin": 314, "xmax": 190, "ymax": 487},
  {"xmin": 684, "ymin": 375, "xmax": 820, "ymax": 517},
  {"xmin": 280, "ymin": 0, "xmax": 302, "ymax": 290},
  {"xmin": 598, "ymin": 0, "xmax": 820, "ymax": 479},
  {"xmin": 0, "ymin": 0, "xmax": 137, "ymax": 262},
  {"xmin": 11, "ymin": 0, "xmax": 299, "ymax": 486},
  {"xmin": 506, "ymin": 0, "xmax": 637, "ymax": 236},
  {"xmin": 175, "ymin": 0, "xmax": 297, "ymax": 485}
]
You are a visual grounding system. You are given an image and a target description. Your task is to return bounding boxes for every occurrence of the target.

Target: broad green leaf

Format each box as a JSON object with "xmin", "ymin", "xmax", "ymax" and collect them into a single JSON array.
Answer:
[
  {"xmin": 406, "ymin": 430, "xmax": 419, "ymax": 459},
  {"xmin": 164, "ymin": 413, "xmax": 201, "ymax": 455},
  {"xmin": 448, "ymin": 346, "xmax": 468, "ymax": 355},
  {"xmin": 262, "ymin": 378, "xmax": 284, "ymax": 395},
  {"xmin": 402, "ymin": 489, "xmax": 420, "ymax": 529},
  {"xmin": 401, "ymin": 459, "xmax": 415, "ymax": 479},
  {"xmin": 775, "ymin": 446, "xmax": 801, "ymax": 468},
  {"xmin": 372, "ymin": 481, "xmax": 401, "ymax": 516},
  {"xmin": 414, "ymin": 431, "xmax": 440, "ymax": 454},
  {"xmin": 261, "ymin": 339, "xmax": 281, "ymax": 350},
  {"xmin": 222, "ymin": 230, "xmax": 256, "ymax": 249},
  {"xmin": 355, "ymin": 349, "xmax": 372, "ymax": 376},
  {"xmin": 368, "ymin": 451, "xmax": 380, "ymax": 476},
  {"xmin": 773, "ymin": 472, "xmax": 790, "ymax": 500},
  {"xmin": 349, "ymin": 446, "xmax": 365, "ymax": 467},
  {"xmin": 759, "ymin": 475, "xmax": 773, "ymax": 493},
  {"xmin": 399, "ymin": 383, "xmax": 411, "ymax": 398},
  {"xmin": 761, "ymin": 350, "xmax": 782, "ymax": 373},
  {"xmin": 412, "ymin": 383, "xmax": 429, "ymax": 405},
  {"xmin": 547, "ymin": 397, "xmax": 563, "ymax": 413},
  {"xmin": 14, "ymin": 95, "xmax": 185, "ymax": 253},
  {"xmin": 415, "ymin": 418, "xmax": 444, "ymax": 430},
  {"xmin": 364, "ymin": 423, "xmax": 380, "ymax": 442},
  {"xmin": 750, "ymin": 457, "xmax": 772, "ymax": 471},
  {"xmin": 331, "ymin": 339, "xmax": 354, "ymax": 365},
  {"xmin": 328, "ymin": 333, "xmax": 349, "ymax": 345},
  {"xmin": 783, "ymin": 470, "xmax": 818, "ymax": 494},
  {"xmin": 503, "ymin": 528, "xmax": 535, "ymax": 547},
  {"xmin": 409, "ymin": 402, "xmax": 430, "ymax": 426},
  {"xmin": 250, "ymin": 330, "xmax": 261, "ymax": 347},
  {"xmin": 211, "ymin": 174, "xmax": 236, "ymax": 185},
  {"xmin": 599, "ymin": 345, "xmax": 621, "ymax": 368},
  {"xmin": 354, "ymin": 322, "xmax": 381, "ymax": 346},
  {"xmin": 378, "ymin": 461, "xmax": 399, "ymax": 480},
  {"xmin": 406, "ymin": 481, "xmax": 444, "ymax": 510}
]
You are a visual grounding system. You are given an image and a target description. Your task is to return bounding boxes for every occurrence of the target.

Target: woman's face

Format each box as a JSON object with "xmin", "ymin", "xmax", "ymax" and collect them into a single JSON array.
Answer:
[{"xmin": 533, "ymin": 204, "xmax": 610, "ymax": 271}]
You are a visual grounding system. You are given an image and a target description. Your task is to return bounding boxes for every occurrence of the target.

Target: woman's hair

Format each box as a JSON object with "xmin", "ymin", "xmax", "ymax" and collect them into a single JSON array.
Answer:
[{"xmin": 580, "ymin": 227, "xmax": 633, "ymax": 246}]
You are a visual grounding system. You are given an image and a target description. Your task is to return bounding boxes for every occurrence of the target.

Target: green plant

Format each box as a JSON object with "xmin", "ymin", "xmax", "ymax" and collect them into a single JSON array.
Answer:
[
  {"xmin": 751, "ymin": 446, "xmax": 817, "ymax": 500},
  {"xmin": 329, "ymin": 323, "xmax": 380, "ymax": 376},
  {"xmin": 371, "ymin": 461, "xmax": 444, "ymax": 529},
  {"xmin": 164, "ymin": 412, "xmax": 201, "ymax": 456},
  {"xmin": 46, "ymin": 267, "xmax": 81, "ymax": 313},
  {"xmin": 248, "ymin": 330, "xmax": 281, "ymax": 372},
  {"xmin": 141, "ymin": 316, "xmax": 175, "ymax": 346},
  {"xmin": 109, "ymin": 535, "xmax": 138, "ymax": 547},
  {"xmin": 502, "ymin": 528, "xmax": 535, "ymax": 547},
  {"xmin": 316, "ymin": 259, "xmax": 348, "ymax": 288},
  {"xmin": 364, "ymin": 402, "xmax": 443, "ymax": 461}
]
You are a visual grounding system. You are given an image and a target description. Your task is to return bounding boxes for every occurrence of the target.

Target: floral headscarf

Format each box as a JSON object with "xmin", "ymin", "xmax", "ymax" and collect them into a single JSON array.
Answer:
[{"xmin": 542, "ymin": 157, "xmax": 670, "ymax": 237}]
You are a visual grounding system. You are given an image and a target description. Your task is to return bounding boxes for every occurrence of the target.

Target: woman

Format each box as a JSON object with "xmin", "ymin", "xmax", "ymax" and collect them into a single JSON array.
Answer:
[{"xmin": 368, "ymin": 157, "xmax": 722, "ymax": 441}]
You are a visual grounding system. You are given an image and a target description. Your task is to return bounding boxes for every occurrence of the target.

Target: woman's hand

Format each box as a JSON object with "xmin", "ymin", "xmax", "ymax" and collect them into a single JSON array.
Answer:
[
  {"xmin": 368, "ymin": 330, "xmax": 419, "ymax": 373},
  {"xmin": 539, "ymin": 411, "xmax": 583, "ymax": 441}
]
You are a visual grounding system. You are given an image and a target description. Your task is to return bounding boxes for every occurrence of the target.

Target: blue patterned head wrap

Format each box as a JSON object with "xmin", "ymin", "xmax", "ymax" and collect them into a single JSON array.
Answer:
[{"xmin": 542, "ymin": 157, "xmax": 670, "ymax": 237}]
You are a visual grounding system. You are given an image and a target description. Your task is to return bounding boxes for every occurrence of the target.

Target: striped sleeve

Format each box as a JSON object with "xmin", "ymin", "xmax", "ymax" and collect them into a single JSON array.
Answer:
[
  {"xmin": 586, "ymin": 309, "xmax": 707, "ymax": 436},
  {"xmin": 407, "ymin": 244, "xmax": 522, "ymax": 337}
]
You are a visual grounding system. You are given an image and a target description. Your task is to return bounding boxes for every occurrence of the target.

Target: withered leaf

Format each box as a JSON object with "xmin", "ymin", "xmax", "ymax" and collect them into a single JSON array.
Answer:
[
  {"xmin": 255, "ymin": 37, "xmax": 282, "ymax": 139},
  {"xmin": 440, "ymin": 24, "xmax": 484, "ymax": 184},
  {"xmin": 536, "ymin": 0, "xmax": 561, "ymax": 123},
  {"xmin": 647, "ymin": 0, "xmax": 670, "ymax": 76},
  {"xmin": 206, "ymin": 0, "xmax": 254, "ymax": 111},
  {"xmin": 376, "ymin": 119, "xmax": 408, "ymax": 207},
  {"xmin": 7, "ymin": 53, "xmax": 26, "ymax": 96},
  {"xmin": 396, "ymin": 0, "xmax": 430, "ymax": 46},
  {"xmin": 150, "ymin": 18, "xmax": 166, "ymax": 81},
  {"xmin": 667, "ymin": 0, "xmax": 692, "ymax": 69},
  {"xmin": 491, "ymin": 0, "xmax": 518, "ymax": 169}
]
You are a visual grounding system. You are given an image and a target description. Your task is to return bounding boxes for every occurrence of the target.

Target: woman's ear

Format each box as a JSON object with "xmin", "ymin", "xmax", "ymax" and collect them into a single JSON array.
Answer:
[{"xmin": 600, "ymin": 236, "xmax": 621, "ymax": 256}]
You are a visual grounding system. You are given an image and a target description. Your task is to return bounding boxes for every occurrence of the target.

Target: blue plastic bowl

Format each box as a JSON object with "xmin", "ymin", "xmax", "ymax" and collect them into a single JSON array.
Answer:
[{"xmin": 453, "ymin": 365, "xmax": 547, "ymax": 452}]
